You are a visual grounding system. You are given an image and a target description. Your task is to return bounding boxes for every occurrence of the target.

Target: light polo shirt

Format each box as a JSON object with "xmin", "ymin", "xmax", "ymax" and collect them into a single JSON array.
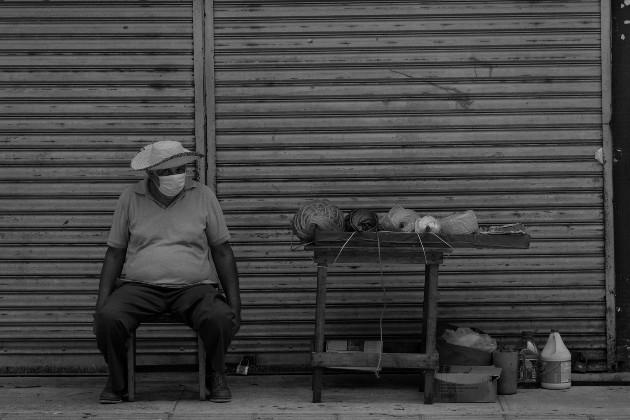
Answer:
[{"xmin": 107, "ymin": 178, "xmax": 230, "ymax": 287}]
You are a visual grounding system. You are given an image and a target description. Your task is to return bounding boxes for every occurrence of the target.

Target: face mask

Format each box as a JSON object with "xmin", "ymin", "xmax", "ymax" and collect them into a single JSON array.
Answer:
[{"xmin": 155, "ymin": 173, "xmax": 186, "ymax": 197}]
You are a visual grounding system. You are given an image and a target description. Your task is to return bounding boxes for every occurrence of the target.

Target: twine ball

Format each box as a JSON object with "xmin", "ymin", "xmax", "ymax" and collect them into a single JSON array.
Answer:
[
  {"xmin": 344, "ymin": 209, "xmax": 379, "ymax": 232},
  {"xmin": 380, "ymin": 206, "xmax": 419, "ymax": 232},
  {"xmin": 291, "ymin": 199, "xmax": 345, "ymax": 242},
  {"xmin": 414, "ymin": 215, "xmax": 442, "ymax": 234}
]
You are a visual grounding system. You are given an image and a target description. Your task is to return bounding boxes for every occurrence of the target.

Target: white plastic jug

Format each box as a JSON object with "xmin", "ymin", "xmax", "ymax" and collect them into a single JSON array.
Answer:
[{"xmin": 540, "ymin": 329, "xmax": 571, "ymax": 389}]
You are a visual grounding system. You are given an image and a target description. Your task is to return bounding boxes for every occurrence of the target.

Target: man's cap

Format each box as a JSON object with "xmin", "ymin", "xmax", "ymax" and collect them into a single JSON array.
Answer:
[{"xmin": 130, "ymin": 141, "xmax": 204, "ymax": 171}]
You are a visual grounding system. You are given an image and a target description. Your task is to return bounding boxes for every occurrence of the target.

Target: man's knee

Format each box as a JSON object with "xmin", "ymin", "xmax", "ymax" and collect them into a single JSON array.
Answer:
[
  {"xmin": 95, "ymin": 305, "xmax": 129, "ymax": 335},
  {"xmin": 199, "ymin": 311, "xmax": 233, "ymax": 335}
]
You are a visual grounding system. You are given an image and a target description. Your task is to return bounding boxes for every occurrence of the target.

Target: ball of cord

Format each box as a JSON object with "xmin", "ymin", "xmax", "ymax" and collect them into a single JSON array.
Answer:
[
  {"xmin": 291, "ymin": 199, "xmax": 345, "ymax": 242},
  {"xmin": 344, "ymin": 208, "xmax": 379, "ymax": 232},
  {"xmin": 380, "ymin": 205, "xmax": 419, "ymax": 232}
]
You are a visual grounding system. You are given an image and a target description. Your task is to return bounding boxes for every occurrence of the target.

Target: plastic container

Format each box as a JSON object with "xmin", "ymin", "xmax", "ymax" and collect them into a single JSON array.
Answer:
[
  {"xmin": 540, "ymin": 329, "xmax": 571, "ymax": 390},
  {"xmin": 438, "ymin": 210, "xmax": 479, "ymax": 235},
  {"xmin": 514, "ymin": 330, "xmax": 540, "ymax": 387}
]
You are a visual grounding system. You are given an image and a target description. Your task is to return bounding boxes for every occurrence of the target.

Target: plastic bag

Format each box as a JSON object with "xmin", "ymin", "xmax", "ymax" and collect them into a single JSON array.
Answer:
[{"xmin": 441, "ymin": 327, "xmax": 497, "ymax": 353}]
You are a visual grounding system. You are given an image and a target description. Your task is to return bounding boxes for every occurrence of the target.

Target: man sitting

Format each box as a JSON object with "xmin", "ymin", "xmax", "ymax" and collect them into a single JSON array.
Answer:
[{"xmin": 93, "ymin": 141, "xmax": 241, "ymax": 403}]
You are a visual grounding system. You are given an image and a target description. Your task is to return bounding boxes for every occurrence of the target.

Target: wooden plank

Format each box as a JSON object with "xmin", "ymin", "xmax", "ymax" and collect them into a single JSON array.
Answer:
[{"xmin": 311, "ymin": 351, "xmax": 439, "ymax": 369}]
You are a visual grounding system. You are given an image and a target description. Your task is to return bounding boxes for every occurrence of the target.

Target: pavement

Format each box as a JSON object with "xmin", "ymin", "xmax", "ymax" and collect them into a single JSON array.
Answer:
[{"xmin": 0, "ymin": 372, "xmax": 629, "ymax": 420}]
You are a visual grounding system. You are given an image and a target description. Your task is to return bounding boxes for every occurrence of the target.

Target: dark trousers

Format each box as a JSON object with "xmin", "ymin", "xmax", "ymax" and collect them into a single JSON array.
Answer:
[{"xmin": 94, "ymin": 282, "xmax": 235, "ymax": 394}]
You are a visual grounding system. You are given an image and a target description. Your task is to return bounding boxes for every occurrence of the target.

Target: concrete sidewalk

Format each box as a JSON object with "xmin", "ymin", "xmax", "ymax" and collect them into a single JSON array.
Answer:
[{"xmin": 0, "ymin": 372, "xmax": 628, "ymax": 419}]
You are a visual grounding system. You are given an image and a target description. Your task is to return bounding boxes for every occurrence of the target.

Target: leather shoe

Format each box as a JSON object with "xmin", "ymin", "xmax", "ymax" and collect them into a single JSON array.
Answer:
[
  {"xmin": 207, "ymin": 372, "xmax": 232, "ymax": 402},
  {"xmin": 99, "ymin": 378, "xmax": 127, "ymax": 404}
]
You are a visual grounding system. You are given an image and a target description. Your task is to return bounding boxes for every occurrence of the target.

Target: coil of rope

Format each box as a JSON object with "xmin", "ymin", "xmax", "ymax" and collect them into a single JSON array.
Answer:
[
  {"xmin": 344, "ymin": 208, "xmax": 379, "ymax": 232},
  {"xmin": 379, "ymin": 205, "xmax": 419, "ymax": 232},
  {"xmin": 291, "ymin": 199, "xmax": 345, "ymax": 243}
]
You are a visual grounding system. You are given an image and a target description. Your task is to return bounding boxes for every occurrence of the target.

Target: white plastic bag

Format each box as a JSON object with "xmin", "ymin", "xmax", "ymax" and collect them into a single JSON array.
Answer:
[{"xmin": 441, "ymin": 327, "xmax": 497, "ymax": 353}]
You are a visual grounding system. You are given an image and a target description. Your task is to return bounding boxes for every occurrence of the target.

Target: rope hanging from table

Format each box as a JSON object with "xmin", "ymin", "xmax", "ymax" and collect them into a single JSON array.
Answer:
[
  {"xmin": 344, "ymin": 208, "xmax": 379, "ymax": 232},
  {"xmin": 291, "ymin": 199, "xmax": 345, "ymax": 243}
]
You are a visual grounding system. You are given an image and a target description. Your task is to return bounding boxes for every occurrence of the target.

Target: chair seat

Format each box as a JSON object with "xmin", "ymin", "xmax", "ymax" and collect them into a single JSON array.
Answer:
[{"xmin": 127, "ymin": 313, "xmax": 206, "ymax": 401}]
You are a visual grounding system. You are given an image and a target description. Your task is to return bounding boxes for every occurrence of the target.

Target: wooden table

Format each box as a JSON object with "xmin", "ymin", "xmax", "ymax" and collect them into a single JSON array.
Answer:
[{"xmin": 305, "ymin": 230, "xmax": 530, "ymax": 404}]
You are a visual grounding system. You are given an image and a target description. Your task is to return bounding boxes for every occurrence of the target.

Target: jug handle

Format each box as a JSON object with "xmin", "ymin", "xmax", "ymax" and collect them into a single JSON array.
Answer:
[{"xmin": 518, "ymin": 353, "xmax": 526, "ymax": 368}]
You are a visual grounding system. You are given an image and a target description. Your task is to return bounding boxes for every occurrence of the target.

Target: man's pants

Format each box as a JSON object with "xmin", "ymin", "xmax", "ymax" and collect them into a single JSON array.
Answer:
[{"xmin": 94, "ymin": 282, "xmax": 236, "ymax": 394}]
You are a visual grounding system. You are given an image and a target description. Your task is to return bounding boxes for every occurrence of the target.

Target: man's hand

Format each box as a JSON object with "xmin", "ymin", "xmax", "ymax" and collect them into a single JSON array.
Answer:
[{"xmin": 232, "ymin": 310, "xmax": 242, "ymax": 336}]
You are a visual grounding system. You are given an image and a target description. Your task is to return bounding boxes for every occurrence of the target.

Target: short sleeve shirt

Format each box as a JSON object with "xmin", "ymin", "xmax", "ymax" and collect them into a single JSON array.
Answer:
[{"xmin": 107, "ymin": 178, "xmax": 230, "ymax": 287}]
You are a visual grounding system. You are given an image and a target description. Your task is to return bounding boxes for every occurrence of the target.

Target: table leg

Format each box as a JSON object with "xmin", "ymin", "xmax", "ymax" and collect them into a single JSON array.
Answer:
[
  {"xmin": 422, "ymin": 262, "xmax": 439, "ymax": 404},
  {"xmin": 312, "ymin": 262, "xmax": 327, "ymax": 403}
]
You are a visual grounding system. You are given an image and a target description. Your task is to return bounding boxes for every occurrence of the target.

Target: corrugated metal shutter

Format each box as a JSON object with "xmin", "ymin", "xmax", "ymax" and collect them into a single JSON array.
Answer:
[
  {"xmin": 213, "ymin": 1, "xmax": 611, "ymax": 369},
  {"xmin": 0, "ymin": 0, "xmax": 203, "ymax": 372}
]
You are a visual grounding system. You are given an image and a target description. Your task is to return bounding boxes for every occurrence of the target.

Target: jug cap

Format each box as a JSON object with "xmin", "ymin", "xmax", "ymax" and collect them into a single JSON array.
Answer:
[{"xmin": 551, "ymin": 328, "xmax": 559, "ymax": 333}]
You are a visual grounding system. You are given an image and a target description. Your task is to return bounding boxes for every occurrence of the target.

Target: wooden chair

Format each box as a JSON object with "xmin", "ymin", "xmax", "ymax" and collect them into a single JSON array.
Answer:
[{"xmin": 126, "ymin": 313, "xmax": 206, "ymax": 401}]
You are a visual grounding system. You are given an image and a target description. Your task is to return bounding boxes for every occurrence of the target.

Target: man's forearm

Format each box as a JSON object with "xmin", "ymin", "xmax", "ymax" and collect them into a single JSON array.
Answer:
[
  {"xmin": 96, "ymin": 246, "xmax": 126, "ymax": 311},
  {"xmin": 211, "ymin": 242, "xmax": 241, "ymax": 311}
]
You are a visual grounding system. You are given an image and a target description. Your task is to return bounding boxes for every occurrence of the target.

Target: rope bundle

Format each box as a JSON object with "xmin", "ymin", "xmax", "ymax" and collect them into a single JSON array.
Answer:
[
  {"xmin": 379, "ymin": 205, "xmax": 419, "ymax": 232},
  {"xmin": 291, "ymin": 199, "xmax": 345, "ymax": 242},
  {"xmin": 414, "ymin": 215, "xmax": 442, "ymax": 234},
  {"xmin": 344, "ymin": 208, "xmax": 379, "ymax": 232}
]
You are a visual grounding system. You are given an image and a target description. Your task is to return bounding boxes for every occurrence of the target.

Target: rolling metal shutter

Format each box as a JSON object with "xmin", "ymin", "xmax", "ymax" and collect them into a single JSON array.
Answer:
[
  {"xmin": 0, "ymin": 0, "xmax": 614, "ymax": 373},
  {"xmin": 214, "ymin": 0, "xmax": 614, "ymax": 370},
  {"xmin": 0, "ymin": 0, "xmax": 204, "ymax": 372}
]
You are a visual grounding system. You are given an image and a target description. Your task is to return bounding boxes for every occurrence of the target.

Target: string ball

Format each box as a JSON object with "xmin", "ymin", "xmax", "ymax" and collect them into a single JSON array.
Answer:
[
  {"xmin": 291, "ymin": 199, "xmax": 345, "ymax": 242},
  {"xmin": 379, "ymin": 205, "xmax": 419, "ymax": 232},
  {"xmin": 344, "ymin": 208, "xmax": 379, "ymax": 232},
  {"xmin": 414, "ymin": 215, "xmax": 442, "ymax": 234}
]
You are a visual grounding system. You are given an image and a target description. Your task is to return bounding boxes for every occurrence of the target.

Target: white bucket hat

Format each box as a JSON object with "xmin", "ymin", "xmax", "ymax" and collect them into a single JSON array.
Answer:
[{"xmin": 130, "ymin": 141, "xmax": 204, "ymax": 171}]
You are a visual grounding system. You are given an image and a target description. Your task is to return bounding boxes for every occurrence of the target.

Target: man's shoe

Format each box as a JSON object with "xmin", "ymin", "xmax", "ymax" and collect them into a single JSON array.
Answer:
[
  {"xmin": 99, "ymin": 378, "xmax": 127, "ymax": 404},
  {"xmin": 207, "ymin": 372, "xmax": 232, "ymax": 403}
]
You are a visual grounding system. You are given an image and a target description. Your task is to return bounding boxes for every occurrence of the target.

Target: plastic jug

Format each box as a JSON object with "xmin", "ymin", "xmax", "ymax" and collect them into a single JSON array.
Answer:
[
  {"xmin": 514, "ymin": 330, "xmax": 540, "ymax": 387},
  {"xmin": 540, "ymin": 329, "xmax": 571, "ymax": 389}
]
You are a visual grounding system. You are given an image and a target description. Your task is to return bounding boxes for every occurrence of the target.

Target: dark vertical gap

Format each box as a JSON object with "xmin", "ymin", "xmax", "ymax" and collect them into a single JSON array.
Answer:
[{"xmin": 611, "ymin": 0, "xmax": 630, "ymax": 371}]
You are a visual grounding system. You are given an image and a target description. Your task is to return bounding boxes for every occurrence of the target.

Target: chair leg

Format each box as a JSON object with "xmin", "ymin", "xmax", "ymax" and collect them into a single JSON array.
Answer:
[
  {"xmin": 198, "ymin": 334, "xmax": 206, "ymax": 400},
  {"xmin": 127, "ymin": 331, "xmax": 136, "ymax": 402}
]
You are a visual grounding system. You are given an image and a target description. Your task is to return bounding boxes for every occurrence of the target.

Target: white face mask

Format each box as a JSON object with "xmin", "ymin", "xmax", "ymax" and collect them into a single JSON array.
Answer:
[{"xmin": 155, "ymin": 173, "xmax": 186, "ymax": 197}]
